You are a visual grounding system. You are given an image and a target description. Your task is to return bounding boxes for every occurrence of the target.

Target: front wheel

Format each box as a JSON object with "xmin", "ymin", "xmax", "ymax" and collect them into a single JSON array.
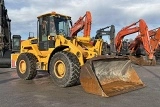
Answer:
[
  {"xmin": 49, "ymin": 51, "xmax": 80, "ymax": 87},
  {"xmin": 16, "ymin": 53, "xmax": 38, "ymax": 80}
]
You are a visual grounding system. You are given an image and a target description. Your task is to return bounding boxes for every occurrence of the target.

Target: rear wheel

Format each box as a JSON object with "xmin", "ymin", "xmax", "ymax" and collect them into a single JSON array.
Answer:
[
  {"xmin": 16, "ymin": 53, "xmax": 38, "ymax": 80},
  {"xmin": 49, "ymin": 51, "xmax": 80, "ymax": 87}
]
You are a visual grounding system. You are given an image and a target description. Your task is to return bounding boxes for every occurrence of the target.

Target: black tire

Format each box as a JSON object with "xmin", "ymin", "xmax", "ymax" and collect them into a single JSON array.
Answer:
[
  {"xmin": 49, "ymin": 51, "xmax": 80, "ymax": 87},
  {"xmin": 16, "ymin": 53, "xmax": 38, "ymax": 80}
]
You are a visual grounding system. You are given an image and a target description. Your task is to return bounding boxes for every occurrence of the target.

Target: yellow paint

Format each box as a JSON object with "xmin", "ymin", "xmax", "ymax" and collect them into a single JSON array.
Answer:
[
  {"xmin": 11, "ymin": 53, "xmax": 20, "ymax": 61},
  {"xmin": 11, "ymin": 12, "xmax": 104, "ymax": 72},
  {"xmin": 12, "ymin": 34, "xmax": 104, "ymax": 70},
  {"xmin": 19, "ymin": 60, "xmax": 26, "ymax": 74},
  {"xmin": 54, "ymin": 60, "xmax": 66, "ymax": 78},
  {"xmin": 37, "ymin": 11, "xmax": 71, "ymax": 19}
]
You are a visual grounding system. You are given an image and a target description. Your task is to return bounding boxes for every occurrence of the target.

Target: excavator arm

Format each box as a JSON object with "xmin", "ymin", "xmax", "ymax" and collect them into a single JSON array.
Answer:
[
  {"xmin": 149, "ymin": 28, "xmax": 160, "ymax": 52},
  {"xmin": 115, "ymin": 19, "xmax": 153, "ymax": 59},
  {"xmin": 129, "ymin": 27, "xmax": 160, "ymax": 55},
  {"xmin": 95, "ymin": 25, "xmax": 115, "ymax": 39},
  {"xmin": 94, "ymin": 25, "xmax": 116, "ymax": 54},
  {"xmin": 70, "ymin": 11, "xmax": 92, "ymax": 37},
  {"xmin": 115, "ymin": 22, "xmax": 139, "ymax": 52}
]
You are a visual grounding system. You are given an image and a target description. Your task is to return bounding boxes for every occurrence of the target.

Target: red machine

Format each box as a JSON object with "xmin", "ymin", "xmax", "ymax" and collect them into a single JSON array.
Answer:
[
  {"xmin": 129, "ymin": 27, "xmax": 160, "ymax": 55},
  {"xmin": 115, "ymin": 19, "xmax": 154, "ymax": 60},
  {"xmin": 70, "ymin": 11, "xmax": 92, "ymax": 37},
  {"xmin": 148, "ymin": 28, "xmax": 160, "ymax": 53}
]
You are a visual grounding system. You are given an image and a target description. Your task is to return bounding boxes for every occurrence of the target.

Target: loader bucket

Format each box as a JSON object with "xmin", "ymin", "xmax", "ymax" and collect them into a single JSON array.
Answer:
[
  {"xmin": 80, "ymin": 55, "xmax": 145, "ymax": 97},
  {"xmin": 128, "ymin": 55, "xmax": 156, "ymax": 66}
]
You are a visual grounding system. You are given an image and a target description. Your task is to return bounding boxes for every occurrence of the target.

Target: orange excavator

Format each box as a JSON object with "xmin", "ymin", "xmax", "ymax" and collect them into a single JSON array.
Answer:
[
  {"xmin": 70, "ymin": 11, "xmax": 91, "ymax": 37},
  {"xmin": 146, "ymin": 28, "xmax": 160, "ymax": 58},
  {"xmin": 129, "ymin": 28, "xmax": 160, "ymax": 53},
  {"xmin": 115, "ymin": 19, "xmax": 157, "ymax": 66},
  {"xmin": 128, "ymin": 27, "xmax": 160, "ymax": 65}
]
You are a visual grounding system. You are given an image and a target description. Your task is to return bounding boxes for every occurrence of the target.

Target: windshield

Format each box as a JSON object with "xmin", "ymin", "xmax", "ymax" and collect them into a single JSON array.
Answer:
[
  {"xmin": 12, "ymin": 37, "xmax": 20, "ymax": 50},
  {"xmin": 54, "ymin": 16, "xmax": 70, "ymax": 36},
  {"xmin": 13, "ymin": 38, "xmax": 20, "ymax": 47}
]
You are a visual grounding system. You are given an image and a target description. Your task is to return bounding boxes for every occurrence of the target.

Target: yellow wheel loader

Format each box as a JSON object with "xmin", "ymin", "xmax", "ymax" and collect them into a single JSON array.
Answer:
[{"xmin": 11, "ymin": 11, "xmax": 145, "ymax": 97}]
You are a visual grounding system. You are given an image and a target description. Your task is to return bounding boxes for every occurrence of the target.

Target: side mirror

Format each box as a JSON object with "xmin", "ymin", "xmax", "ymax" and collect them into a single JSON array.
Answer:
[{"xmin": 12, "ymin": 35, "xmax": 21, "ymax": 52}]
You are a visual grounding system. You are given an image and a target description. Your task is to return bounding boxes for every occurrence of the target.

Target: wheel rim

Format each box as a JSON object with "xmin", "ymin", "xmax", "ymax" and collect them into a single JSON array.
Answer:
[
  {"xmin": 19, "ymin": 60, "xmax": 27, "ymax": 74},
  {"xmin": 54, "ymin": 60, "xmax": 66, "ymax": 78}
]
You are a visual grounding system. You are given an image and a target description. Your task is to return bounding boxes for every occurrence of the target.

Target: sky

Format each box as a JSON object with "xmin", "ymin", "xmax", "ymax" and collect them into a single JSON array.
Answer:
[{"xmin": 4, "ymin": 0, "xmax": 160, "ymax": 42}]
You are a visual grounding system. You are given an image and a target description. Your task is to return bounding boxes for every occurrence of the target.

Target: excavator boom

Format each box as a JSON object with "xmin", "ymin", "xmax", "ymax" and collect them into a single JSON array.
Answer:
[
  {"xmin": 70, "ymin": 11, "xmax": 92, "ymax": 37},
  {"xmin": 149, "ymin": 28, "xmax": 160, "ymax": 52},
  {"xmin": 115, "ymin": 19, "xmax": 153, "ymax": 60},
  {"xmin": 128, "ymin": 27, "xmax": 160, "ymax": 65},
  {"xmin": 94, "ymin": 25, "xmax": 116, "ymax": 54},
  {"xmin": 129, "ymin": 27, "xmax": 160, "ymax": 53}
]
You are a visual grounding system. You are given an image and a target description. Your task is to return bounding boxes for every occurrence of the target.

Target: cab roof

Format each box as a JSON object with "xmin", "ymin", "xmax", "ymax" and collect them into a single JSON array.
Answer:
[{"xmin": 37, "ymin": 11, "xmax": 71, "ymax": 19}]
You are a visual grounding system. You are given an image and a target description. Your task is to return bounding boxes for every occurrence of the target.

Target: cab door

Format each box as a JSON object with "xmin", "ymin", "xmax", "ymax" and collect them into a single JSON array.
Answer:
[{"xmin": 38, "ymin": 16, "xmax": 49, "ymax": 51}]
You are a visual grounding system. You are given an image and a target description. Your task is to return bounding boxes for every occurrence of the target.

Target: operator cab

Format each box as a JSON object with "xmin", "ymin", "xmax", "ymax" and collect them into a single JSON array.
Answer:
[
  {"xmin": 12, "ymin": 35, "xmax": 21, "ymax": 52},
  {"xmin": 37, "ymin": 12, "xmax": 72, "ymax": 51}
]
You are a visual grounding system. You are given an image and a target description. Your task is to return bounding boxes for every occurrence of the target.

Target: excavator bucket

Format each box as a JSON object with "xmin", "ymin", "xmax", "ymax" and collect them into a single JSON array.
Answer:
[
  {"xmin": 128, "ymin": 55, "xmax": 157, "ymax": 66},
  {"xmin": 80, "ymin": 55, "xmax": 145, "ymax": 97}
]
